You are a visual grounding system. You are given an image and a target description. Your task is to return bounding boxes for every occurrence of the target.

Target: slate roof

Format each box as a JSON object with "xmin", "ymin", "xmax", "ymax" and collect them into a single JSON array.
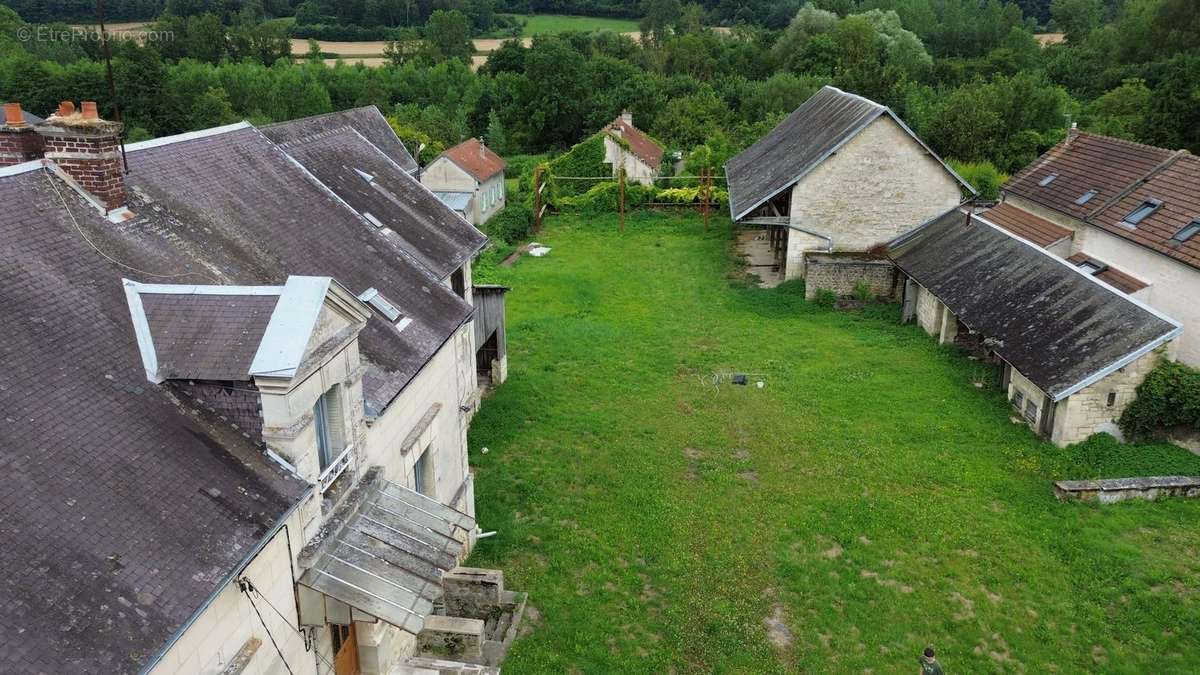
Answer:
[
  {"xmin": 0, "ymin": 120, "xmax": 474, "ymax": 672},
  {"xmin": 138, "ymin": 291, "xmax": 280, "ymax": 381},
  {"xmin": 262, "ymin": 124, "xmax": 487, "ymax": 280},
  {"xmin": 606, "ymin": 117, "xmax": 664, "ymax": 171},
  {"xmin": 261, "ymin": 105, "xmax": 418, "ymax": 174},
  {"xmin": 1005, "ymin": 131, "xmax": 1176, "ymax": 221},
  {"xmin": 0, "ymin": 166, "xmax": 308, "ymax": 675},
  {"xmin": 440, "ymin": 137, "xmax": 506, "ymax": 182},
  {"xmin": 725, "ymin": 85, "xmax": 971, "ymax": 221},
  {"xmin": 891, "ymin": 209, "xmax": 1180, "ymax": 400},
  {"xmin": 982, "ymin": 201, "xmax": 1073, "ymax": 248},
  {"xmin": 1087, "ymin": 153, "xmax": 1200, "ymax": 271}
]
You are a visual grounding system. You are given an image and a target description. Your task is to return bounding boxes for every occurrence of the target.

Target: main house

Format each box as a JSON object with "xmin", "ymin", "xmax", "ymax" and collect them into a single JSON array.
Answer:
[
  {"xmin": 891, "ymin": 208, "xmax": 1181, "ymax": 447},
  {"xmin": 995, "ymin": 130, "xmax": 1200, "ymax": 366},
  {"xmin": 601, "ymin": 111, "xmax": 664, "ymax": 187},
  {"xmin": 725, "ymin": 86, "xmax": 973, "ymax": 288},
  {"xmin": 421, "ymin": 137, "xmax": 507, "ymax": 227},
  {"xmin": 0, "ymin": 102, "xmax": 520, "ymax": 675}
]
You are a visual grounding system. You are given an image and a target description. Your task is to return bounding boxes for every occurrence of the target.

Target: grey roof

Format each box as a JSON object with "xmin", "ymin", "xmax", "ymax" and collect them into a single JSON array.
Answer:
[
  {"xmin": 139, "ymin": 291, "xmax": 279, "ymax": 381},
  {"xmin": 262, "ymin": 124, "xmax": 487, "ymax": 280},
  {"xmin": 0, "ymin": 120, "xmax": 474, "ymax": 672},
  {"xmin": 890, "ymin": 209, "xmax": 1180, "ymax": 400},
  {"xmin": 262, "ymin": 106, "xmax": 418, "ymax": 174},
  {"xmin": 0, "ymin": 168, "xmax": 308, "ymax": 674},
  {"xmin": 434, "ymin": 191, "xmax": 474, "ymax": 212},
  {"xmin": 725, "ymin": 86, "xmax": 972, "ymax": 220}
]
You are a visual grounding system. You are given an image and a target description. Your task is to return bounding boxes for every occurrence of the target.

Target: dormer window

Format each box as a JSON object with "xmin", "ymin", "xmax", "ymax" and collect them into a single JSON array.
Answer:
[
  {"xmin": 1171, "ymin": 220, "xmax": 1200, "ymax": 244},
  {"xmin": 1075, "ymin": 257, "xmax": 1107, "ymax": 276},
  {"xmin": 314, "ymin": 385, "xmax": 352, "ymax": 492},
  {"xmin": 1122, "ymin": 199, "xmax": 1162, "ymax": 227},
  {"xmin": 1038, "ymin": 173, "xmax": 1058, "ymax": 187},
  {"xmin": 358, "ymin": 287, "xmax": 402, "ymax": 322},
  {"xmin": 1075, "ymin": 189, "xmax": 1098, "ymax": 205}
]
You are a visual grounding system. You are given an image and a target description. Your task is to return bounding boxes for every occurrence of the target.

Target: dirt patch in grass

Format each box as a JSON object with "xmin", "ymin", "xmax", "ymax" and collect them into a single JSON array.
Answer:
[{"xmin": 764, "ymin": 604, "xmax": 794, "ymax": 650}]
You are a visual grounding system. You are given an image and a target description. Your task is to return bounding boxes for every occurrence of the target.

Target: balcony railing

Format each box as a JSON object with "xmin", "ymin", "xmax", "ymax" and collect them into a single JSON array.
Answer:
[{"xmin": 318, "ymin": 444, "xmax": 354, "ymax": 493}]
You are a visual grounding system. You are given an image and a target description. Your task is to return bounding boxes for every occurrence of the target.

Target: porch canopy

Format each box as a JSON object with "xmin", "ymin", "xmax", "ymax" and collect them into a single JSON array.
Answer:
[{"xmin": 296, "ymin": 469, "xmax": 475, "ymax": 634}]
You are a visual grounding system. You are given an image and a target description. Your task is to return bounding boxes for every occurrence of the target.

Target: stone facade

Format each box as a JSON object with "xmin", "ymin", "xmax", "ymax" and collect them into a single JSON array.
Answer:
[
  {"xmin": 1050, "ymin": 348, "xmax": 1163, "ymax": 446},
  {"xmin": 784, "ymin": 116, "xmax": 963, "ymax": 280},
  {"xmin": 603, "ymin": 134, "xmax": 657, "ymax": 187},
  {"xmin": 803, "ymin": 254, "xmax": 900, "ymax": 300}
]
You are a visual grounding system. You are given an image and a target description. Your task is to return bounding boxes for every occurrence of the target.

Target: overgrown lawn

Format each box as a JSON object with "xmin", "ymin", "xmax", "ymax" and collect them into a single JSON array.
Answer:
[{"xmin": 468, "ymin": 212, "xmax": 1200, "ymax": 673}]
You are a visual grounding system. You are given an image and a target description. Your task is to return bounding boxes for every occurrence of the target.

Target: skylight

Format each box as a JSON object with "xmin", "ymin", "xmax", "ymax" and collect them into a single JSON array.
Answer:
[
  {"xmin": 1172, "ymin": 220, "xmax": 1200, "ymax": 243},
  {"xmin": 363, "ymin": 212, "xmax": 384, "ymax": 228},
  {"xmin": 358, "ymin": 287, "xmax": 402, "ymax": 322},
  {"xmin": 1122, "ymin": 199, "xmax": 1162, "ymax": 226},
  {"xmin": 1077, "ymin": 261, "xmax": 1103, "ymax": 275},
  {"xmin": 1074, "ymin": 189, "xmax": 1098, "ymax": 205},
  {"xmin": 1038, "ymin": 173, "xmax": 1058, "ymax": 187},
  {"xmin": 354, "ymin": 168, "xmax": 375, "ymax": 183}
]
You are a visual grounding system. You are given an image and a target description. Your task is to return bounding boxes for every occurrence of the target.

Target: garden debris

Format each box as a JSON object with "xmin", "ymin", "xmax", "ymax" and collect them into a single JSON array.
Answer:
[{"xmin": 528, "ymin": 242, "xmax": 552, "ymax": 257}]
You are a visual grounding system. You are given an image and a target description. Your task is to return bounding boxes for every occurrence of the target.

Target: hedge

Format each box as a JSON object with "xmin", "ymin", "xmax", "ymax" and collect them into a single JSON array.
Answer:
[
  {"xmin": 1119, "ymin": 360, "xmax": 1200, "ymax": 439},
  {"xmin": 545, "ymin": 133, "xmax": 611, "ymax": 202}
]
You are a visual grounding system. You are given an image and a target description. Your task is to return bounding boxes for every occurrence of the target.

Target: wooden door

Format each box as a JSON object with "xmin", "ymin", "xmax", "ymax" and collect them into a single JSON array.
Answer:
[{"xmin": 331, "ymin": 623, "xmax": 359, "ymax": 675}]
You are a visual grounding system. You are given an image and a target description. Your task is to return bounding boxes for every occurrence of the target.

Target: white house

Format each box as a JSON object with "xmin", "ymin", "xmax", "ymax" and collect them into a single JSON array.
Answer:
[
  {"xmin": 601, "ymin": 111, "xmax": 664, "ymax": 187},
  {"xmin": 0, "ymin": 102, "xmax": 521, "ymax": 675},
  {"xmin": 997, "ymin": 130, "xmax": 1200, "ymax": 367},
  {"xmin": 725, "ymin": 86, "xmax": 973, "ymax": 288},
  {"xmin": 421, "ymin": 137, "xmax": 507, "ymax": 227}
]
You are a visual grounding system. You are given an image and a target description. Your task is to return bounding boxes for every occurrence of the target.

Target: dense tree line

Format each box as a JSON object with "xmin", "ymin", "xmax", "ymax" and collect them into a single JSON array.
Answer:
[{"xmin": 1, "ymin": 1, "xmax": 1198, "ymax": 183}]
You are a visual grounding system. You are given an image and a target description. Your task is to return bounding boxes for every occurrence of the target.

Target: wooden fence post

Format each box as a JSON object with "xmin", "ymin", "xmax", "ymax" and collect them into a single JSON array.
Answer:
[
  {"xmin": 618, "ymin": 168, "xmax": 626, "ymax": 233},
  {"xmin": 702, "ymin": 168, "xmax": 712, "ymax": 232},
  {"xmin": 533, "ymin": 165, "xmax": 544, "ymax": 233}
]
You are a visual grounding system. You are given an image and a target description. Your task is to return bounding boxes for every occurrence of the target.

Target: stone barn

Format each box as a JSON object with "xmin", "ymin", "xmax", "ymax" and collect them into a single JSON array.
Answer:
[
  {"xmin": 890, "ymin": 208, "xmax": 1182, "ymax": 447},
  {"xmin": 725, "ymin": 85, "xmax": 973, "ymax": 287}
]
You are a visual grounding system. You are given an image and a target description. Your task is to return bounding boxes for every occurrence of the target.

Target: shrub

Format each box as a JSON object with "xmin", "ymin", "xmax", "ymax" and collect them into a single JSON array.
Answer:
[
  {"xmin": 852, "ymin": 281, "xmax": 873, "ymax": 302},
  {"xmin": 485, "ymin": 203, "xmax": 535, "ymax": 245},
  {"xmin": 949, "ymin": 159, "xmax": 1008, "ymax": 200},
  {"xmin": 812, "ymin": 288, "xmax": 837, "ymax": 307},
  {"xmin": 1119, "ymin": 360, "xmax": 1200, "ymax": 439}
]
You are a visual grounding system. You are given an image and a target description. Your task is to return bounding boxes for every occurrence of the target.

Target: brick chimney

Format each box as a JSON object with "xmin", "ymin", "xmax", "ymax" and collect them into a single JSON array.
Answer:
[
  {"xmin": 0, "ymin": 103, "xmax": 45, "ymax": 168},
  {"xmin": 36, "ymin": 101, "xmax": 126, "ymax": 211}
]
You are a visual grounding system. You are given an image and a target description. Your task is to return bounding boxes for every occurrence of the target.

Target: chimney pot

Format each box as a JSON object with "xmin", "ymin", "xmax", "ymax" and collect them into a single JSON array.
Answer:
[
  {"xmin": 4, "ymin": 103, "xmax": 26, "ymax": 127},
  {"xmin": 57, "ymin": 101, "xmax": 76, "ymax": 118},
  {"xmin": 81, "ymin": 101, "xmax": 99, "ymax": 120}
]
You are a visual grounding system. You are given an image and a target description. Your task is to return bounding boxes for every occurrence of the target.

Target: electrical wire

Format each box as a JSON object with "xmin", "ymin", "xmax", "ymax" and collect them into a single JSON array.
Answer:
[
  {"xmin": 240, "ymin": 579, "xmax": 295, "ymax": 675},
  {"xmin": 42, "ymin": 169, "xmax": 217, "ymax": 283},
  {"xmin": 240, "ymin": 577, "xmax": 338, "ymax": 675}
]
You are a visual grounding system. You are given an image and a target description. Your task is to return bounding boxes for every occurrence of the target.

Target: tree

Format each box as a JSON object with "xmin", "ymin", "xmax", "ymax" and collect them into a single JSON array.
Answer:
[
  {"xmin": 1051, "ymin": 0, "xmax": 1104, "ymax": 43},
  {"xmin": 485, "ymin": 109, "xmax": 509, "ymax": 155},
  {"xmin": 641, "ymin": 0, "xmax": 682, "ymax": 45},
  {"xmin": 1082, "ymin": 79, "xmax": 1150, "ymax": 139},
  {"xmin": 189, "ymin": 86, "xmax": 237, "ymax": 129},
  {"xmin": 294, "ymin": 0, "xmax": 322, "ymax": 25},
  {"xmin": 422, "ymin": 9, "xmax": 473, "ymax": 63}
]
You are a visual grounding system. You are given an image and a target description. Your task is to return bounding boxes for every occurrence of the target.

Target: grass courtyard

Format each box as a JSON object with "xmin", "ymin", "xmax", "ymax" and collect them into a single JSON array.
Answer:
[{"xmin": 467, "ymin": 212, "xmax": 1200, "ymax": 673}]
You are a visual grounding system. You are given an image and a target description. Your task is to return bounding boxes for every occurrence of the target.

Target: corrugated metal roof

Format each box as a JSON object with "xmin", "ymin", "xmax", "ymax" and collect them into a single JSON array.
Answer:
[
  {"xmin": 725, "ymin": 86, "xmax": 971, "ymax": 221},
  {"xmin": 890, "ymin": 209, "xmax": 1179, "ymax": 400}
]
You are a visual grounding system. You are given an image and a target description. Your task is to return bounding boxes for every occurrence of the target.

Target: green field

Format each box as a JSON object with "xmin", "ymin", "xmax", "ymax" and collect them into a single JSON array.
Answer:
[
  {"xmin": 468, "ymin": 212, "xmax": 1200, "ymax": 673},
  {"xmin": 505, "ymin": 14, "xmax": 640, "ymax": 36}
]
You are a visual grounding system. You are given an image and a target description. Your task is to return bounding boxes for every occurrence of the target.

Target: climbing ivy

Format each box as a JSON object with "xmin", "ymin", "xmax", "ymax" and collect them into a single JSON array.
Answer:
[{"xmin": 1119, "ymin": 360, "xmax": 1200, "ymax": 438}]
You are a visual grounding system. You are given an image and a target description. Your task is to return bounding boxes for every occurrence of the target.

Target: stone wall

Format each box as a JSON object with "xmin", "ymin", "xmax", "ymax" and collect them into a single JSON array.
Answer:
[
  {"xmin": 1054, "ymin": 476, "xmax": 1200, "ymax": 503},
  {"xmin": 785, "ymin": 115, "xmax": 963, "ymax": 280},
  {"xmin": 803, "ymin": 254, "xmax": 900, "ymax": 300},
  {"xmin": 913, "ymin": 284, "xmax": 944, "ymax": 337},
  {"xmin": 1050, "ymin": 348, "xmax": 1164, "ymax": 446}
]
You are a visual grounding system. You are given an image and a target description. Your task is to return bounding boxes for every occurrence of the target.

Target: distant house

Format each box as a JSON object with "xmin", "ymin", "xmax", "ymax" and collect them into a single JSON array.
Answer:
[
  {"xmin": 995, "ymin": 130, "xmax": 1200, "ymax": 366},
  {"xmin": 421, "ymin": 137, "xmax": 507, "ymax": 226},
  {"xmin": 725, "ymin": 86, "xmax": 973, "ymax": 287},
  {"xmin": 891, "ymin": 209, "xmax": 1181, "ymax": 447},
  {"xmin": 0, "ymin": 102, "xmax": 521, "ymax": 675},
  {"xmin": 602, "ymin": 111, "xmax": 664, "ymax": 186}
]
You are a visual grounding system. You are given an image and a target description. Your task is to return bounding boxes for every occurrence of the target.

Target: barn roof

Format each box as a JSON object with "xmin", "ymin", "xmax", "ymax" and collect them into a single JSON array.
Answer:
[
  {"xmin": 725, "ymin": 86, "xmax": 971, "ymax": 221},
  {"xmin": 890, "ymin": 209, "xmax": 1180, "ymax": 400},
  {"xmin": 263, "ymin": 123, "xmax": 487, "ymax": 280}
]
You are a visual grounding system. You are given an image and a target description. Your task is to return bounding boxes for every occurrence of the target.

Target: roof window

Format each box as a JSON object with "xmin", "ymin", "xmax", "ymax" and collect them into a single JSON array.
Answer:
[
  {"xmin": 1074, "ymin": 189, "xmax": 1098, "ymax": 205},
  {"xmin": 1038, "ymin": 173, "xmax": 1058, "ymax": 187},
  {"xmin": 1122, "ymin": 199, "xmax": 1162, "ymax": 226},
  {"xmin": 358, "ymin": 287, "xmax": 402, "ymax": 322},
  {"xmin": 1075, "ymin": 258, "xmax": 1107, "ymax": 276},
  {"xmin": 1170, "ymin": 220, "xmax": 1200, "ymax": 244}
]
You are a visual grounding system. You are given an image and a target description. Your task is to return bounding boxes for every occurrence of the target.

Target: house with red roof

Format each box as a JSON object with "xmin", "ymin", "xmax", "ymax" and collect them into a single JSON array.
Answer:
[
  {"xmin": 994, "ymin": 128, "xmax": 1200, "ymax": 366},
  {"xmin": 421, "ymin": 137, "xmax": 508, "ymax": 226},
  {"xmin": 603, "ymin": 111, "xmax": 664, "ymax": 187}
]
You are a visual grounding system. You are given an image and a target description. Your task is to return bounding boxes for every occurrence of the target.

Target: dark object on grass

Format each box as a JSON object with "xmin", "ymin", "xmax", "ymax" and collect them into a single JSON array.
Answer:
[{"xmin": 732, "ymin": 374, "xmax": 748, "ymax": 385}]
